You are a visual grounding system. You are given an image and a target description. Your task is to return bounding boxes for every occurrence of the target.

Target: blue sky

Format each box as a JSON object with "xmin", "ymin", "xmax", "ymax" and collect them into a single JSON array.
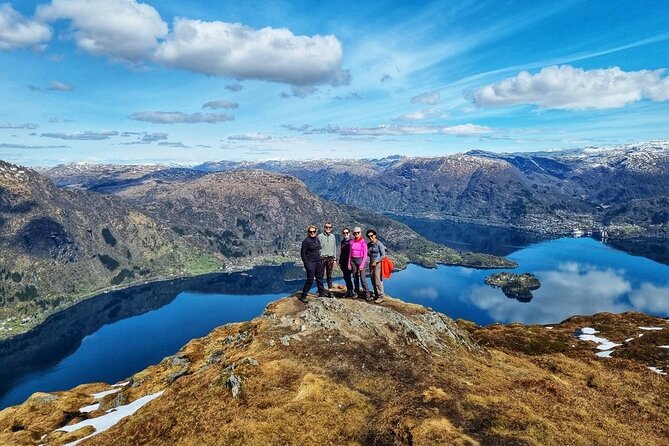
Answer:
[{"xmin": 1, "ymin": 0, "xmax": 668, "ymax": 166}]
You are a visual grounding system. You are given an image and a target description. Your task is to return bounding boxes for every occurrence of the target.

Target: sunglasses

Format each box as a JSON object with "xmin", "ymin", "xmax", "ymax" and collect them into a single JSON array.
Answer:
[
  {"xmin": 325, "ymin": 226, "xmax": 332, "ymax": 229},
  {"xmin": 367, "ymin": 234, "xmax": 376, "ymax": 237},
  {"xmin": 308, "ymin": 230, "xmax": 317, "ymax": 233},
  {"xmin": 353, "ymin": 231, "xmax": 361, "ymax": 234},
  {"xmin": 342, "ymin": 231, "xmax": 350, "ymax": 234}
]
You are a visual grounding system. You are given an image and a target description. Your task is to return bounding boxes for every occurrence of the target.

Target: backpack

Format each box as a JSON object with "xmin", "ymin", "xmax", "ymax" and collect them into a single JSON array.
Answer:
[{"xmin": 381, "ymin": 256, "xmax": 394, "ymax": 279}]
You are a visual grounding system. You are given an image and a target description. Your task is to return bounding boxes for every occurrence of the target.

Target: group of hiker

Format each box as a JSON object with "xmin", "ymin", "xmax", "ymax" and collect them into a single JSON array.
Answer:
[{"xmin": 299, "ymin": 222, "xmax": 390, "ymax": 304}]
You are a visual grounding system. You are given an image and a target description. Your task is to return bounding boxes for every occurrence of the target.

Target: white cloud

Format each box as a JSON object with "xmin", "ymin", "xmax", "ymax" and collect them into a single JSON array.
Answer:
[
  {"xmin": 629, "ymin": 283, "xmax": 669, "ymax": 314},
  {"xmin": 411, "ymin": 91, "xmax": 440, "ymax": 105},
  {"xmin": 0, "ymin": 122, "xmax": 39, "ymax": 129},
  {"xmin": 48, "ymin": 80, "xmax": 74, "ymax": 91},
  {"xmin": 120, "ymin": 131, "xmax": 168, "ymax": 144},
  {"xmin": 130, "ymin": 111, "xmax": 234, "ymax": 124},
  {"xmin": 37, "ymin": 0, "xmax": 167, "ymax": 62},
  {"xmin": 225, "ymin": 82, "xmax": 243, "ymax": 92},
  {"xmin": 411, "ymin": 286, "xmax": 439, "ymax": 301},
  {"xmin": 281, "ymin": 86, "xmax": 318, "ymax": 98},
  {"xmin": 469, "ymin": 262, "xmax": 634, "ymax": 324},
  {"xmin": 202, "ymin": 99, "xmax": 238, "ymax": 110},
  {"xmin": 228, "ymin": 133, "xmax": 272, "ymax": 141},
  {"xmin": 472, "ymin": 64, "xmax": 669, "ymax": 110},
  {"xmin": 154, "ymin": 18, "xmax": 350, "ymax": 86},
  {"xmin": 285, "ymin": 123, "xmax": 491, "ymax": 137},
  {"xmin": 0, "ymin": 3, "xmax": 51, "ymax": 51},
  {"xmin": 41, "ymin": 130, "xmax": 118, "ymax": 140},
  {"xmin": 158, "ymin": 141, "xmax": 188, "ymax": 148},
  {"xmin": 0, "ymin": 143, "xmax": 69, "ymax": 149},
  {"xmin": 396, "ymin": 108, "xmax": 444, "ymax": 121}
]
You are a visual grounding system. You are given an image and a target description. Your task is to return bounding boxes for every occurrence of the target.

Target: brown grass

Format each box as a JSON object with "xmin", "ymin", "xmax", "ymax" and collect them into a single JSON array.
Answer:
[{"xmin": 2, "ymin": 299, "xmax": 668, "ymax": 446}]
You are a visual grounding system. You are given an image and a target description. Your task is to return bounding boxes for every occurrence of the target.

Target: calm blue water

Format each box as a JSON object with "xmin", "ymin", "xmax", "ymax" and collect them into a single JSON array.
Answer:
[
  {"xmin": 0, "ymin": 292, "xmax": 282, "ymax": 409},
  {"xmin": 1, "ymin": 234, "xmax": 668, "ymax": 409},
  {"xmin": 385, "ymin": 237, "xmax": 669, "ymax": 326}
]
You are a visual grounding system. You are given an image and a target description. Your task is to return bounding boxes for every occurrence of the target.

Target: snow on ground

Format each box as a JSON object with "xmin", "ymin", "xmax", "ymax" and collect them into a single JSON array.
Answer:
[
  {"xmin": 577, "ymin": 327, "xmax": 668, "ymax": 372},
  {"xmin": 90, "ymin": 388, "xmax": 122, "ymax": 399},
  {"xmin": 79, "ymin": 403, "xmax": 100, "ymax": 413},
  {"xmin": 575, "ymin": 327, "xmax": 621, "ymax": 357},
  {"xmin": 58, "ymin": 391, "xmax": 164, "ymax": 446}
]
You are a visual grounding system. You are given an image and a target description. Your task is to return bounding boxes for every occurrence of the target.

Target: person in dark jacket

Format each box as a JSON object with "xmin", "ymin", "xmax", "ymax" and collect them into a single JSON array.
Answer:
[
  {"xmin": 339, "ymin": 227, "xmax": 354, "ymax": 297},
  {"xmin": 299, "ymin": 225, "xmax": 327, "ymax": 303}
]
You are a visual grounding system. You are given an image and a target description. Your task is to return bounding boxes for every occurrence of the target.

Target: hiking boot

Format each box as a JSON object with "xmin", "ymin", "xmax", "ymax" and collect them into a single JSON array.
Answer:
[
  {"xmin": 317, "ymin": 292, "xmax": 329, "ymax": 298},
  {"xmin": 373, "ymin": 297, "xmax": 386, "ymax": 304},
  {"xmin": 297, "ymin": 295, "xmax": 308, "ymax": 303},
  {"xmin": 327, "ymin": 291, "xmax": 335, "ymax": 298},
  {"xmin": 345, "ymin": 291, "xmax": 355, "ymax": 298}
]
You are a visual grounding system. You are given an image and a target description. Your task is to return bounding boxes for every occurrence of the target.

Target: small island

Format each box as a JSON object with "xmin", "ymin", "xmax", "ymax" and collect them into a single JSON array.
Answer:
[{"xmin": 484, "ymin": 272, "xmax": 542, "ymax": 302}]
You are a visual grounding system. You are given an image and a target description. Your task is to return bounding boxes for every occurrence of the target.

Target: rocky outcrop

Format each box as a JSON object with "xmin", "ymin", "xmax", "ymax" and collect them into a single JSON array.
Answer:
[
  {"xmin": 1, "ymin": 295, "xmax": 667, "ymax": 446},
  {"xmin": 484, "ymin": 272, "xmax": 541, "ymax": 302}
]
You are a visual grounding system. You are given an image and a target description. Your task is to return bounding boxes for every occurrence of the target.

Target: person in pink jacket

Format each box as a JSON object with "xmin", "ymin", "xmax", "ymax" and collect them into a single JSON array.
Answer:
[{"xmin": 348, "ymin": 227, "xmax": 371, "ymax": 299}]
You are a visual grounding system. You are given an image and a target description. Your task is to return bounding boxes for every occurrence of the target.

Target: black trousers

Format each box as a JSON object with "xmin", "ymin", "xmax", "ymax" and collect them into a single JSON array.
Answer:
[
  {"xmin": 341, "ymin": 265, "xmax": 353, "ymax": 292},
  {"xmin": 301, "ymin": 260, "xmax": 325, "ymax": 297},
  {"xmin": 321, "ymin": 256, "xmax": 335, "ymax": 289}
]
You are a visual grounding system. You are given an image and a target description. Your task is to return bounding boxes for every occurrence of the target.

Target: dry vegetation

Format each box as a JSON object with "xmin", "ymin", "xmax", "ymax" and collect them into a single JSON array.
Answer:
[{"xmin": 1, "ymin": 295, "xmax": 667, "ymax": 446}]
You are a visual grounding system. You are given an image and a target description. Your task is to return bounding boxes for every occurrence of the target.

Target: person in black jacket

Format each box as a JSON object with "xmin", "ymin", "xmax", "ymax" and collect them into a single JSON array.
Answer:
[
  {"xmin": 299, "ymin": 225, "xmax": 327, "ymax": 302},
  {"xmin": 339, "ymin": 227, "xmax": 354, "ymax": 297}
]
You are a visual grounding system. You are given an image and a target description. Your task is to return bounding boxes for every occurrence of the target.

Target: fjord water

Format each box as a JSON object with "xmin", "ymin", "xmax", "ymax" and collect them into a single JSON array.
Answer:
[{"xmin": 1, "ymin": 228, "xmax": 668, "ymax": 409}]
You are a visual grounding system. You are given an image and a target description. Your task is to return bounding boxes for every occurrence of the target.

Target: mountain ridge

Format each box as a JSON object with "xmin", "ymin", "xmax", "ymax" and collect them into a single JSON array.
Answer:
[{"xmin": 44, "ymin": 141, "xmax": 669, "ymax": 238}]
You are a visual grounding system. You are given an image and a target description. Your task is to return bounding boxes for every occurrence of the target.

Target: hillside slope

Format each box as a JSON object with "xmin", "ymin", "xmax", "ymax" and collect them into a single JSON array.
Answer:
[
  {"xmin": 113, "ymin": 169, "xmax": 513, "ymax": 270},
  {"xmin": 1, "ymin": 295, "xmax": 667, "ymax": 445},
  {"xmin": 0, "ymin": 160, "xmax": 220, "ymax": 338}
]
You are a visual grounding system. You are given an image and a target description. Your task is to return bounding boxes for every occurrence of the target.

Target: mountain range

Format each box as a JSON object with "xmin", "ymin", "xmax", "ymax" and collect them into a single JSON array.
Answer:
[
  {"xmin": 194, "ymin": 141, "xmax": 669, "ymax": 237},
  {"xmin": 1, "ymin": 160, "xmax": 511, "ymax": 339},
  {"xmin": 45, "ymin": 141, "xmax": 669, "ymax": 238}
]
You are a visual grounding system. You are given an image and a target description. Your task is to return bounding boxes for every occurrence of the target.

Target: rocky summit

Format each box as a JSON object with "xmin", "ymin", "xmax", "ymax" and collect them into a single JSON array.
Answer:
[{"xmin": 2, "ymin": 294, "xmax": 667, "ymax": 446}]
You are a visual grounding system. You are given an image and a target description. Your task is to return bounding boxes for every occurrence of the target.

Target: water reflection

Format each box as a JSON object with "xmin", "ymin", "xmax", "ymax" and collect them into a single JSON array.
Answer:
[
  {"xmin": 608, "ymin": 238, "xmax": 669, "ymax": 267},
  {"xmin": 469, "ymin": 263, "xmax": 636, "ymax": 324},
  {"xmin": 385, "ymin": 238, "xmax": 669, "ymax": 326},
  {"xmin": 629, "ymin": 283, "xmax": 669, "ymax": 313},
  {"xmin": 0, "ymin": 264, "xmax": 300, "ymax": 406},
  {"xmin": 392, "ymin": 216, "xmax": 543, "ymax": 256}
]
